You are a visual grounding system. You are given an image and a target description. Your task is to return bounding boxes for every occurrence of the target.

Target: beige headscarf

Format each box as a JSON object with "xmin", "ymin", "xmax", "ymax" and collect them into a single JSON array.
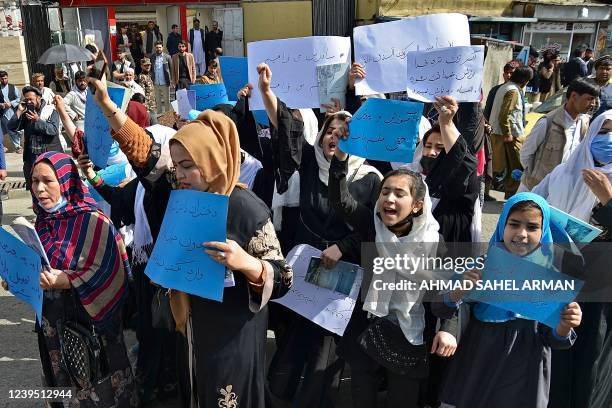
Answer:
[
  {"xmin": 168, "ymin": 109, "xmax": 243, "ymax": 334},
  {"xmin": 170, "ymin": 109, "xmax": 243, "ymax": 195}
]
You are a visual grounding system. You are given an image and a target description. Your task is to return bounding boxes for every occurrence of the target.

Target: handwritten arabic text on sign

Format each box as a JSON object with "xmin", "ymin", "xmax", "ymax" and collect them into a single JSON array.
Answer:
[
  {"xmin": 353, "ymin": 13, "xmax": 470, "ymax": 95},
  {"xmin": 0, "ymin": 228, "xmax": 43, "ymax": 322},
  {"xmin": 247, "ymin": 36, "xmax": 352, "ymax": 110},
  {"xmin": 272, "ymin": 244, "xmax": 363, "ymax": 336},
  {"xmin": 406, "ymin": 46, "xmax": 484, "ymax": 103},
  {"xmin": 339, "ymin": 98, "xmax": 423, "ymax": 163},
  {"xmin": 145, "ymin": 190, "xmax": 228, "ymax": 302},
  {"xmin": 190, "ymin": 84, "xmax": 229, "ymax": 111}
]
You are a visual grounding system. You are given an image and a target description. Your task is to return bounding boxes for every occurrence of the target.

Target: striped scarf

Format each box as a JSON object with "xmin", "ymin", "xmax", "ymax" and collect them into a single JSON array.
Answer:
[{"xmin": 33, "ymin": 152, "xmax": 130, "ymax": 324}]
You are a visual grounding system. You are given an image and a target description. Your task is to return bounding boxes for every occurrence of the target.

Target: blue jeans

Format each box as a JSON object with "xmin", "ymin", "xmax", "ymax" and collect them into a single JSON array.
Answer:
[{"xmin": 1, "ymin": 115, "xmax": 21, "ymax": 150}]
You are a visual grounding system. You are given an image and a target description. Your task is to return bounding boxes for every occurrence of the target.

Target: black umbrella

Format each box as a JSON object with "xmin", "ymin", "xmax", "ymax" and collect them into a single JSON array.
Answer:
[{"xmin": 37, "ymin": 44, "xmax": 94, "ymax": 65}]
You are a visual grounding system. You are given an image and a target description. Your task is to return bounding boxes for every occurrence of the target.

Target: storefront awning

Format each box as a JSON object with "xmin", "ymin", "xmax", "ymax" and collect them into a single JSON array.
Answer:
[
  {"xmin": 378, "ymin": 0, "xmax": 512, "ymax": 18},
  {"xmin": 469, "ymin": 16, "xmax": 537, "ymax": 23}
]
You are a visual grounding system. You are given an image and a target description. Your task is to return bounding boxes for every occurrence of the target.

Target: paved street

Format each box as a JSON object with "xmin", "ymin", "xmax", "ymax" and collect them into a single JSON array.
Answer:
[{"xmin": 0, "ymin": 150, "xmax": 504, "ymax": 407}]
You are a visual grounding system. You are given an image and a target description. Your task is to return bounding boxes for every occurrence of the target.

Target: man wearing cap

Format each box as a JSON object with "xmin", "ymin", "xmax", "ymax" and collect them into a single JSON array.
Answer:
[
  {"xmin": 7, "ymin": 86, "xmax": 61, "ymax": 188},
  {"xmin": 138, "ymin": 58, "xmax": 157, "ymax": 118},
  {"xmin": 588, "ymin": 55, "xmax": 611, "ymax": 119},
  {"xmin": 149, "ymin": 41, "xmax": 172, "ymax": 114}
]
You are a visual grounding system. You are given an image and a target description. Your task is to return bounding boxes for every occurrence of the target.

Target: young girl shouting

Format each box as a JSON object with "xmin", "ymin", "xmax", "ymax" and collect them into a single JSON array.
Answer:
[{"xmin": 438, "ymin": 192, "xmax": 583, "ymax": 408}]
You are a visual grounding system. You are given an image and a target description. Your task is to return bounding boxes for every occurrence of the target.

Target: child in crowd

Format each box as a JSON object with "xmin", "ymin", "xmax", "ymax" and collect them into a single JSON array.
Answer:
[{"xmin": 438, "ymin": 192, "xmax": 582, "ymax": 408}]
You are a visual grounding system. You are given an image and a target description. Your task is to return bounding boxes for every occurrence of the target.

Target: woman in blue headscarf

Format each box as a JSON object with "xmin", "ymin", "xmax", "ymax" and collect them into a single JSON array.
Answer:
[{"xmin": 436, "ymin": 192, "xmax": 583, "ymax": 408}]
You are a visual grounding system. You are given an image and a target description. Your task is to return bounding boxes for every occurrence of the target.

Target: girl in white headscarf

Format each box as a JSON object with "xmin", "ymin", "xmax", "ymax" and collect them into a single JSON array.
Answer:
[{"xmin": 257, "ymin": 62, "xmax": 383, "ymax": 406}]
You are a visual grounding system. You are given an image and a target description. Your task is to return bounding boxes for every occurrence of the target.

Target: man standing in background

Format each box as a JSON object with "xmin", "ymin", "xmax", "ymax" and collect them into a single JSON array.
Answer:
[
  {"xmin": 172, "ymin": 41, "xmax": 196, "ymax": 90},
  {"xmin": 189, "ymin": 19, "xmax": 206, "ymax": 76},
  {"xmin": 63, "ymin": 71, "xmax": 88, "ymax": 131},
  {"xmin": 142, "ymin": 21, "xmax": 163, "ymax": 57},
  {"xmin": 0, "ymin": 70, "xmax": 22, "ymax": 153},
  {"xmin": 149, "ymin": 42, "xmax": 172, "ymax": 114},
  {"xmin": 167, "ymin": 24, "xmax": 182, "ymax": 56},
  {"xmin": 205, "ymin": 20, "xmax": 223, "ymax": 64}
]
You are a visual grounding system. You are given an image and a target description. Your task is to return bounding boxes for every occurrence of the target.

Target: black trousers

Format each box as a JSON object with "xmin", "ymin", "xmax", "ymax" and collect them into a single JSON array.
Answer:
[
  {"xmin": 350, "ymin": 349, "xmax": 421, "ymax": 408},
  {"xmin": 268, "ymin": 310, "xmax": 344, "ymax": 408}
]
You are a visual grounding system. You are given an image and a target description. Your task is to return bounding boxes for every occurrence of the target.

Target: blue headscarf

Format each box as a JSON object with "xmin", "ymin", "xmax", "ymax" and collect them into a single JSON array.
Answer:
[{"xmin": 474, "ymin": 192, "xmax": 557, "ymax": 323}]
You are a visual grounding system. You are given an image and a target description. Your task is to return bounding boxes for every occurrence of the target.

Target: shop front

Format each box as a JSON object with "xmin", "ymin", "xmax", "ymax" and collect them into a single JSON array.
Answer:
[{"xmin": 58, "ymin": 0, "xmax": 242, "ymax": 61}]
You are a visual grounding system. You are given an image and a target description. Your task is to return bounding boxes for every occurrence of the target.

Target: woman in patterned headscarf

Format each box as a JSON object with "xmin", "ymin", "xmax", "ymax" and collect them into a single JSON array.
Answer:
[{"xmin": 30, "ymin": 151, "xmax": 135, "ymax": 406}]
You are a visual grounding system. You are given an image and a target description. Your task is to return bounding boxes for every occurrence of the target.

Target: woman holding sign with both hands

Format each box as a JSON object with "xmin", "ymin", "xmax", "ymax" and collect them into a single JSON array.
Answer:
[{"xmin": 85, "ymin": 76, "xmax": 293, "ymax": 408}]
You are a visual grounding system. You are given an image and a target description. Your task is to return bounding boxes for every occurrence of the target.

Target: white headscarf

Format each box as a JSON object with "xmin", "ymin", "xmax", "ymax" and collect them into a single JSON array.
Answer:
[
  {"xmin": 132, "ymin": 124, "xmax": 176, "ymax": 265},
  {"xmin": 239, "ymin": 149, "xmax": 263, "ymax": 190},
  {"xmin": 365, "ymin": 182, "xmax": 440, "ymax": 344},
  {"xmin": 271, "ymin": 110, "xmax": 382, "ymax": 229},
  {"xmin": 533, "ymin": 110, "xmax": 612, "ymax": 222}
]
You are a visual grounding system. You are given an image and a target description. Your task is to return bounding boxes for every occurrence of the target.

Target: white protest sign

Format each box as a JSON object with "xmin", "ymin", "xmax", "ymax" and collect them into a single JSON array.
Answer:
[
  {"xmin": 353, "ymin": 13, "xmax": 470, "ymax": 95},
  {"xmin": 247, "ymin": 36, "xmax": 352, "ymax": 110},
  {"xmin": 272, "ymin": 244, "xmax": 363, "ymax": 336},
  {"xmin": 406, "ymin": 46, "xmax": 485, "ymax": 103}
]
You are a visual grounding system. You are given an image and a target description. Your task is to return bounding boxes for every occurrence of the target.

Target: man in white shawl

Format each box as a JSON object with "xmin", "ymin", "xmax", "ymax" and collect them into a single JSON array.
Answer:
[{"xmin": 532, "ymin": 110, "xmax": 612, "ymax": 222}]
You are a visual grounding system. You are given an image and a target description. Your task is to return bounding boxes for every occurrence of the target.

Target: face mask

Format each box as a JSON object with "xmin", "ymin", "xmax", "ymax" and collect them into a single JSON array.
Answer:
[
  {"xmin": 590, "ymin": 131, "xmax": 612, "ymax": 165},
  {"xmin": 41, "ymin": 194, "xmax": 67, "ymax": 213},
  {"xmin": 420, "ymin": 156, "xmax": 437, "ymax": 174}
]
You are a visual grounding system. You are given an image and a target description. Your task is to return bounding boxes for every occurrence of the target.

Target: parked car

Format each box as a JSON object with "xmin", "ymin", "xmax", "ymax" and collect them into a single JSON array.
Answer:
[{"xmin": 524, "ymin": 87, "xmax": 567, "ymax": 137}]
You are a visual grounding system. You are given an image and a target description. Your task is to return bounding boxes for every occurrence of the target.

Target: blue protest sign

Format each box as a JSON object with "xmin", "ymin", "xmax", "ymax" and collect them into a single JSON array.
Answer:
[
  {"xmin": 190, "ymin": 84, "xmax": 229, "ymax": 110},
  {"xmin": 0, "ymin": 228, "xmax": 43, "ymax": 322},
  {"xmin": 549, "ymin": 206, "xmax": 602, "ymax": 243},
  {"xmin": 145, "ymin": 190, "xmax": 228, "ymax": 301},
  {"xmin": 97, "ymin": 162, "xmax": 128, "ymax": 187},
  {"xmin": 219, "ymin": 56, "xmax": 248, "ymax": 101},
  {"xmin": 467, "ymin": 245, "xmax": 583, "ymax": 328},
  {"xmin": 252, "ymin": 110, "xmax": 270, "ymax": 127},
  {"xmin": 338, "ymin": 98, "xmax": 423, "ymax": 163},
  {"xmin": 85, "ymin": 87, "xmax": 126, "ymax": 168}
]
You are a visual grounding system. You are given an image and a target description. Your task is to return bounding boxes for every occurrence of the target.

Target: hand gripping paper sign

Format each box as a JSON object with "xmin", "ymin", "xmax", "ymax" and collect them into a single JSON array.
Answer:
[
  {"xmin": 247, "ymin": 36, "xmax": 352, "ymax": 110},
  {"xmin": 338, "ymin": 98, "xmax": 424, "ymax": 163},
  {"xmin": 145, "ymin": 190, "xmax": 228, "ymax": 301},
  {"xmin": 406, "ymin": 46, "xmax": 485, "ymax": 103},
  {"xmin": 353, "ymin": 13, "xmax": 470, "ymax": 95},
  {"xmin": 272, "ymin": 244, "xmax": 363, "ymax": 336},
  {"xmin": 466, "ymin": 245, "xmax": 583, "ymax": 329}
]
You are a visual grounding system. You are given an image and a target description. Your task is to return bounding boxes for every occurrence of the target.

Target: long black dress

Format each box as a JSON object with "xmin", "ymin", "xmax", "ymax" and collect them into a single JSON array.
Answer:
[
  {"xmin": 111, "ymin": 119, "xmax": 293, "ymax": 408},
  {"xmin": 267, "ymin": 99, "xmax": 380, "ymax": 407},
  {"xmin": 93, "ymin": 178, "xmax": 178, "ymax": 404},
  {"xmin": 549, "ymin": 200, "xmax": 612, "ymax": 408},
  {"xmin": 424, "ymin": 135, "xmax": 479, "ymax": 243}
]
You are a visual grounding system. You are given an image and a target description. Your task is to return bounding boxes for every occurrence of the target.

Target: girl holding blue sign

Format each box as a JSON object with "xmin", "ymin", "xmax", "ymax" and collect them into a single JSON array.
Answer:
[
  {"xmin": 87, "ymin": 77, "xmax": 293, "ymax": 408},
  {"xmin": 438, "ymin": 193, "xmax": 582, "ymax": 408}
]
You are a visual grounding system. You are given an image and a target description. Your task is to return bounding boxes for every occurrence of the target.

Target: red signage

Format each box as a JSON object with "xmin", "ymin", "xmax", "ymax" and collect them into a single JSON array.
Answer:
[{"xmin": 60, "ymin": 0, "xmax": 237, "ymax": 6}]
